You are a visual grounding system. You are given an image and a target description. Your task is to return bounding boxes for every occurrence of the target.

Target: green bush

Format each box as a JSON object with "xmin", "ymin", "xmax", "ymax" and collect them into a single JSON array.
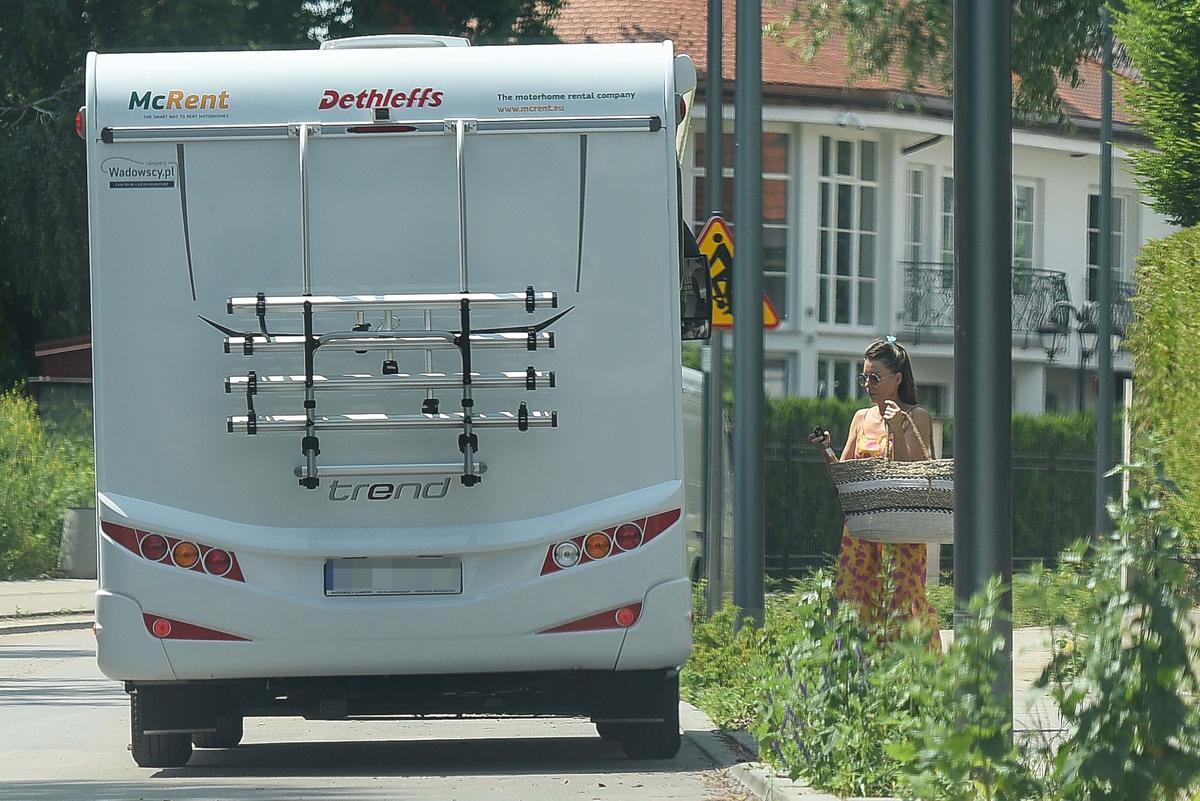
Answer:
[
  {"xmin": 764, "ymin": 401, "xmax": 1102, "ymax": 572},
  {"xmin": 1128, "ymin": 225, "xmax": 1200, "ymax": 549},
  {"xmin": 756, "ymin": 571, "xmax": 928, "ymax": 797},
  {"xmin": 0, "ymin": 389, "xmax": 95, "ymax": 578}
]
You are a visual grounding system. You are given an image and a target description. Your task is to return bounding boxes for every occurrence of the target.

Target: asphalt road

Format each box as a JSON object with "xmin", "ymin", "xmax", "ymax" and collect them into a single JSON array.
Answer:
[{"xmin": 0, "ymin": 628, "xmax": 747, "ymax": 801}]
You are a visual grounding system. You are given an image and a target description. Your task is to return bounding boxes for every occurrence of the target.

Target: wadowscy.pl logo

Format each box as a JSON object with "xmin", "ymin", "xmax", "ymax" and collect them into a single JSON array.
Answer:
[{"xmin": 100, "ymin": 157, "xmax": 177, "ymax": 190}]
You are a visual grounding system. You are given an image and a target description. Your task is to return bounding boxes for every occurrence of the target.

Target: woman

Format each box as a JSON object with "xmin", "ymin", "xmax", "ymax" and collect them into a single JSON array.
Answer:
[{"xmin": 809, "ymin": 337, "xmax": 941, "ymax": 645}]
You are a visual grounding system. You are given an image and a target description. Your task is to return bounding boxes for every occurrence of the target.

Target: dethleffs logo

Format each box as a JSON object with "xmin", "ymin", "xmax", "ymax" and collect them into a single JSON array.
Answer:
[
  {"xmin": 319, "ymin": 87, "xmax": 444, "ymax": 110},
  {"xmin": 128, "ymin": 89, "xmax": 230, "ymax": 111}
]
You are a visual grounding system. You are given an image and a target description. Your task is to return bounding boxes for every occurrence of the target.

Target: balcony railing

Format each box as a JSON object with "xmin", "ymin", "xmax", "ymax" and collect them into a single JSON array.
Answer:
[{"xmin": 902, "ymin": 262, "xmax": 1071, "ymax": 347}]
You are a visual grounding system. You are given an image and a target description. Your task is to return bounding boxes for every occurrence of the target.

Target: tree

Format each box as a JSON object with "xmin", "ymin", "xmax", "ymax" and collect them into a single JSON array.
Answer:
[
  {"xmin": 324, "ymin": 0, "xmax": 564, "ymax": 43},
  {"xmin": 769, "ymin": 0, "xmax": 1112, "ymax": 123},
  {"xmin": 1113, "ymin": 0, "xmax": 1200, "ymax": 227}
]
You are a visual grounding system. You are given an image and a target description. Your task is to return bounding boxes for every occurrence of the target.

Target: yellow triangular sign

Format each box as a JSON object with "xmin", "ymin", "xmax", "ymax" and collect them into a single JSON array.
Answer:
[{"xmin": 695, "ymin": 216, "xmax": 781, "ymax": 329}]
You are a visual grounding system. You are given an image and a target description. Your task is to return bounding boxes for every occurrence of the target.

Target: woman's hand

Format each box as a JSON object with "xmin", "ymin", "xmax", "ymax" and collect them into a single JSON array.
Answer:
[
  {"xmin": 808, "ymin": 429, "xmax": 837, "ymax": 462},
  {"xmin": 881, "ymin": 400, "xmax": 907, "ymax": 431}
]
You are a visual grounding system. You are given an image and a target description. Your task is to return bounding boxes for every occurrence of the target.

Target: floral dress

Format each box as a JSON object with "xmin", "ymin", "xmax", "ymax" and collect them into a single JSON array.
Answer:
[{"xmin": 833, "ymin": 423, "xmax": 942, "ymax": 647}]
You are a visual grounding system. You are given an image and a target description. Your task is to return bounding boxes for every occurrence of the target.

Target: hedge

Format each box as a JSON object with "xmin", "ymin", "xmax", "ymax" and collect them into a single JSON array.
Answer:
[
  {"xmin": 762, "ymin": 396, "xmax": 1100, "ymax": 573},
  {"xmin": 1128, "ymin": 224, "xmax": 1200, "ymax": 545},
  {"xmin": 0, "ymin": 390, "xmax": 95, "ymax": 579}
]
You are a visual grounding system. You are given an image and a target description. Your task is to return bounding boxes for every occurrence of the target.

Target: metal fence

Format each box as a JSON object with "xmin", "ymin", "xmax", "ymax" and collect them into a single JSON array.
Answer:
[{"xmin": 762, "ymin": 431, "xmax": 1097, "ymax": 580}]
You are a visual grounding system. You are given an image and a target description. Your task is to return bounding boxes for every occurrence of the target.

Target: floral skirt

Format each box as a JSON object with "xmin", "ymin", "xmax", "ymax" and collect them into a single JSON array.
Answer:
[{"xmin": 834, "ymin": 526, "xmax": 942, "ymax": 649}]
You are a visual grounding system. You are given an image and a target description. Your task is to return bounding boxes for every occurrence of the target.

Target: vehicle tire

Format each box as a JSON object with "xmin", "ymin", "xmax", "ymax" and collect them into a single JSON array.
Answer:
[
  {"xmin": 619, "ymin": 673, "xmax": 681, "ymax": 759},
  {"xmin": 595, "ymin": 722, "xmax": 627, "ymax": 741},
  {"xmin": 130, "ymin": 692, "xmax": 193, "ymax": 768},
  {"xmin": 192, "ymin": 715, "xmax": 244, "ymax": 748}
]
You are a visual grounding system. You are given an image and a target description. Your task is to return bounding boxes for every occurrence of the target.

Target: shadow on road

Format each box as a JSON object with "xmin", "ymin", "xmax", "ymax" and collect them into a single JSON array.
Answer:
[{"xmin": 167, "ymin": 733, "xmax": 712, "ymax": 778}]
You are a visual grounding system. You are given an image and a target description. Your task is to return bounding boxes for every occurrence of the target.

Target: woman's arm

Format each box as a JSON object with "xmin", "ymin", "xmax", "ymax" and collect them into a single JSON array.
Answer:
[
  {"xmin": 840, "ymin": 410, "xmax": 863, "ymax": 461},
  {"xmin": 893, "ymin": 406, "xmax": 935, "ymax": 461}
]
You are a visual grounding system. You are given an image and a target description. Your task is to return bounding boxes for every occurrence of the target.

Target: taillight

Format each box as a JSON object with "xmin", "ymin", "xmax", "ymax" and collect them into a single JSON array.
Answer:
[
  {"xmin": 614, "ymin": 606, "xmax": 638, "ymax": 627},
  {"xmin": 614, "ymin": 523, "xmax": 643, "ymax": 551},
  {"xmin": 204, "ymin": 548, "xmax": 233, "ymax": 577},
  {"xmin": 172, "ymin": 541, "xmax": 200, "ymax": 569},
  {"xmin": 140, "ymin": 534, "xmax": 169, "ymax": 562},
  {"xmin": 677, "ymin": 95, "xmax": 687, "ymax": 122},
  {"xmin": 151, "ymin": 618, "xmax": 173, "ymax": 637},
  {"xmin": 540, "ymin": 509, "xmax": 681, "ymax": 575},
  {"xmin": 552, "ymin": 541, "xmax": 581, "ymax": 570},
  {"xmin": 75, "ymin": 107, "xmax": 85, "ymax": 139},
  {"xmin": 583, "ymin": 532, "xmax": 612, "ymax": 560},
  {"xmin": 101, "ymin": 521, "xmax": 245, "ymax": 582}
]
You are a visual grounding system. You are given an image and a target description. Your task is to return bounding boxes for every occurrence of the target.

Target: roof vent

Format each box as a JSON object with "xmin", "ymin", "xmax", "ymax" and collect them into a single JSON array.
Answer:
[{"xmin": 320, "ymin": 35, "xmax": 470, "ymax": 50}]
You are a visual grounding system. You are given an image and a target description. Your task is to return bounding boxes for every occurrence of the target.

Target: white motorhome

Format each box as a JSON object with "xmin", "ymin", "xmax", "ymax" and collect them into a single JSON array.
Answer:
[{"xmin": 83, "ymin": 36, "xmax": 709, "ymax": 767}]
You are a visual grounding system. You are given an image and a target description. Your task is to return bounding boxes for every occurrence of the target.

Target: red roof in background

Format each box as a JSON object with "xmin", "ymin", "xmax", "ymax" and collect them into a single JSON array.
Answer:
[{"xmin": 553, "ymin": 0, "xmax": 1132, "ymax": 126}]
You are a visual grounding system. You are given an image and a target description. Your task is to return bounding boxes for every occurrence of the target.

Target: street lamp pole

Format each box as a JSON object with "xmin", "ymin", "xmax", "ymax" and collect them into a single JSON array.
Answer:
[{"xmin": 1095, "ymin": 7, "xmax": 1115, "ymax": 535}]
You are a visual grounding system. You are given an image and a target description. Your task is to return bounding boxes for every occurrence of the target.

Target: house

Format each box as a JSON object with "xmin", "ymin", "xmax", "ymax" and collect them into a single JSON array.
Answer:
[
  {"xmin": 554, "ymin": 0, "xmax": 1174, "ymax": 414},
  {"xmin": 28, "ymin": 335, "xmax": 93, "ymax": 429}
]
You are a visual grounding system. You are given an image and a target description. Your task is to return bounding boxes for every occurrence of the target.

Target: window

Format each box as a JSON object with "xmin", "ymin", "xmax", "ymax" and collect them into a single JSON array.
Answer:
[
  {"xmin": 1087, "ymin": 193, "xmax": 1126, "ymax": 302},
  {"xmin": 940, "ymin": 176, "xmax": 954, "ymax": 265},
  {"xmin": 818, "ymin": 136, "xmax": 878, "ymax": 326},
  {"xmin": 939, "ymin": 178, "xmax": 1036, "ymax": 272},
  {"xmin": 1012, "ymin": 183, "xmax": 1036, "ymax": 271},
  {"xmin": 905, "ymin": 167, "xmax": 927, "ymax": 263},
  {"xmin": 817, "ymin": 357, "xmax": 867, "ymax": 402},
  {"xmin": 917, "ymin": 385, "xmax": 946, "ymax": 416},
  {"xmin": 692, "ymin": 130, "xmax": 791, "ymax": 319},
  {"xmin": 764, "ymin": 356, "xmax": 789, "ymax": 399}
]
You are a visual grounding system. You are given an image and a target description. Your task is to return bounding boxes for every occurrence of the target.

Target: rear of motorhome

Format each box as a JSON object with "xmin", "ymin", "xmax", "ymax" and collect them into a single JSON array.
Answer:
[{"xmin": 84, "ymin": 36, "xmax": 708, "ymax": 767}]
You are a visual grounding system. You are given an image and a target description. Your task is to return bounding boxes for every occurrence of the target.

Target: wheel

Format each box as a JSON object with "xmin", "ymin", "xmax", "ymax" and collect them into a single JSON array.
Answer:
[
  {"xmin": 620, "ymin": 721, "xmax": 681, "ymax": 759},
  {"xmin": 130, "ymin": 692, "xmax": 193, "ymax": 768},
  {"xmin": 595, "ymin": 722, "xmax": 627, "ymax": 741},
  {"xmin": 192, "ymin": 715, "xmax": 244, "ymax": 748},
  {"xmin": 619, "ymin": 673, "xmax": 681, "ymax": 760}
]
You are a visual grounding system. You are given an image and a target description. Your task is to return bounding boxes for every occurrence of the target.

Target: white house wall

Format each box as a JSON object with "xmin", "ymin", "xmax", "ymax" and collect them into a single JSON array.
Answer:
[{"xmin": 685, "ymin": 103, "xmax": 1175, "ymax": 414}]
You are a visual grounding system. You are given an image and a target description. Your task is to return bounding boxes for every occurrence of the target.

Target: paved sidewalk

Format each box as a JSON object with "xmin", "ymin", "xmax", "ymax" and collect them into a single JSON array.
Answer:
[{"xmin": 0, "ymin": 578, "xmax": 95, "ymax": 634}]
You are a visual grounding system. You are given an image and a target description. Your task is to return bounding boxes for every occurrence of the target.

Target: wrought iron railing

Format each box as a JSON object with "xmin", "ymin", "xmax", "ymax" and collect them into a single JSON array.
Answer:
[
  {"xmin": 1114, "ymin": 280, "xmax": 1135, "ymax": 341},
  {"xmin": 902, "ymin": 262, "xmax": 1071, "ymax": 347}
]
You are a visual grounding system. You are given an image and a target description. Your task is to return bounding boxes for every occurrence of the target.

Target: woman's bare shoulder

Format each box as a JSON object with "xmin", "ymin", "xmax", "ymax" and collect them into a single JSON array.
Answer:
[{"xmin": 906, "ymin": 404, "xmax": 933, "ymax": 422}]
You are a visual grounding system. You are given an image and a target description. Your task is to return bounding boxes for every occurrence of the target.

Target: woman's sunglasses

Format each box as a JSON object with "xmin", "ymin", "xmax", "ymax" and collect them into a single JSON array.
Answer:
[{"xmin": 856, "ymin": 372, "xmax": 892, "ymax": 387}]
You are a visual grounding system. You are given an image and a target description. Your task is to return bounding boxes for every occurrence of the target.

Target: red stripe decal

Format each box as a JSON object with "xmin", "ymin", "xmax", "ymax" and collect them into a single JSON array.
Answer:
[
  {"xmin": 142, "ymin": 614, "xmax": 248, "ymax": 641},
  {"xmin": 100, "ymin": 521, "xmax": 139, "ymax": 553},
  {"xmin": 538, "ymin": 602, "xmax": 642, "ymax": 634},
  {"xmin": 642, "ymin": 508, "xmax": 682, "ymax": 543}
]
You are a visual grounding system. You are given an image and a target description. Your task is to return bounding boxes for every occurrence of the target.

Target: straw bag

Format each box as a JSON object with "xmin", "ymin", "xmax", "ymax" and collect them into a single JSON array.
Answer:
[{"xmin": 827, "ymin": 410, "xmax": 954, "ymax": 544}]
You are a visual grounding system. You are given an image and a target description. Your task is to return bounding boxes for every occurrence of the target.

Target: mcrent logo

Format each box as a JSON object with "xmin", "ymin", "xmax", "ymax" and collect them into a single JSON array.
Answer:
[
  {"xmin": 128, "ymin": 89, "xmax": 230, "ymax": 111},
  {"xmin": 319, "ymin": 88, "xmax": 444, "ymax": 111}
]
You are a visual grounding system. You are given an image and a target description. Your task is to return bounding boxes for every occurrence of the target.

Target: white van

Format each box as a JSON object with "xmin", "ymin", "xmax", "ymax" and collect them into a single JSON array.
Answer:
[{"xmin": 83, "ymin": 36, "xmax": 709, "ymax": 767}]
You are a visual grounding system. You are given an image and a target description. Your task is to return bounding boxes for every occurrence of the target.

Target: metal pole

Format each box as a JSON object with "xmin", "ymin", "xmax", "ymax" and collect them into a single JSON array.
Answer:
[
  {"xmin": 1077, "ymin": 344, "xmax": 1086, "ymax": 414},
  {"xmin": 702, "ymin": 0, "xmax": 726, "ymax": 615},
  {"xmin": 732, "ymin": 0, "xmax": 765, "ymax": 626},
  {"xmin": 1095, "ymin": 7, "xmax": 1115, "ymax": 535},
  {"xmin": 953, "ymin": 0, "xmax": 1013, "ymax": 708}
]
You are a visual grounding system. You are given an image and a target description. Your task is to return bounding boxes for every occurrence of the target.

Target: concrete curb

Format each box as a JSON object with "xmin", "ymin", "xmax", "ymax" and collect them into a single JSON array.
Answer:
[
  {"xmin": 680, "ymin": 702, "xmax": 751, "ymax": 769},
  {"xmin": 0, "ymin": 613, "xmax": 94, "ymax": 636}
]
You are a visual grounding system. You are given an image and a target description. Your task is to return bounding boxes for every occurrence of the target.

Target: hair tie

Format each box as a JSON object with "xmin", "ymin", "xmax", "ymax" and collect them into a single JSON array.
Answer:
[{"xmin": 885, "ymin": 335, "xmax": 898, "ymax": 345}]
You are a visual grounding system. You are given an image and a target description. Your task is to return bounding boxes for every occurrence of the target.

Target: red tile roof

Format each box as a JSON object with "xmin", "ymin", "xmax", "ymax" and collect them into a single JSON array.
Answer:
[{"xmin": 553, "ymin": 0, "xmax": 1132, "ymax": 125}]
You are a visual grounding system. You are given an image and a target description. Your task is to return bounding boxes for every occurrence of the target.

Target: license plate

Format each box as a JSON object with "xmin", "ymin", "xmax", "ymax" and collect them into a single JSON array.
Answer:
[{"xmin": 324, "ymin": 556, "xmax": 463, "ymax": 596}]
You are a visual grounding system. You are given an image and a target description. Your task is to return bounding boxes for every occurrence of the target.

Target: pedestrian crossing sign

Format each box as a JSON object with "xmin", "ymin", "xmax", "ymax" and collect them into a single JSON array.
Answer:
[{"xmin": 696, "ymin": 216, "xmax": 781, "ymax": 329}]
